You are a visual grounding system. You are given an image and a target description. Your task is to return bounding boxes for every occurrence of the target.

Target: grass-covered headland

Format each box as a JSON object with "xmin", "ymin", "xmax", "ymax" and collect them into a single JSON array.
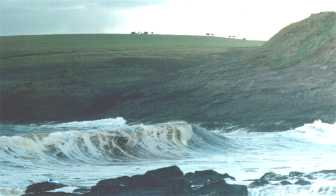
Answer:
[{"xmin": 1, "ymin": 12, "xmax": 336, "ymax": 131}]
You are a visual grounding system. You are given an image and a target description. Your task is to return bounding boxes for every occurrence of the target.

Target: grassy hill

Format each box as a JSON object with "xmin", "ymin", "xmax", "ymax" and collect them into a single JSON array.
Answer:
[
  {"xmin": 0, "ymin": 34, "xmax": 262, "ymax": 58},
  {"xmin": 1, "ymin": 12, "xmax": 336, "ymax": 131},
  {"xmin": 250, "ymin": 12, "xmax": 336, "ymax": 67},
  {"xmin": 0, "ymin": 34, "xmax": 263, "ymax": 125}
]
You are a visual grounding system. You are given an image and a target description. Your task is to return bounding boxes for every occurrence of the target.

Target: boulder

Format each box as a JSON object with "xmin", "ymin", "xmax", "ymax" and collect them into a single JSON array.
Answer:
[
  {"xmin": 280, "ymin": 181, "xmax": 292, "ymax": 185},
  {"xmin": 194, "ymin": 179, "xmax": 248, "ymax": 196},
  {"xmin": 294, "ymin": 179, "xmax": 311, "ymax": 185},
  {"xmin": 25, "ymin": 181, "xmax": 66, "ymax": 194},
  {"xmin": 87, "ymin": 166, "xmax": 190, "ymax": 196},
  {"xmin": 185, "ymin": 169, "xmax": 235, "ymax": 187},
  {"xmin": 24, "ymin": 166, "xmax": 248, "ymax": 196},
  {"xmin": 260, "ymin": 172, "xmax": 287, "ymax": 181},
  {"xmin": 249, "ymin": 178, "xmax": 269, "ymax": 188},
  {"xmin": 288, "ymin": 171, "xmax": 304, "ymax": 178}
]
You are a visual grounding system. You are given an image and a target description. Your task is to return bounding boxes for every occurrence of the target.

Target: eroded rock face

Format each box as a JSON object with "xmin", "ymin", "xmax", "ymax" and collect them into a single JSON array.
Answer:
[
  {"xmin": 22, "ymin": 166, "xmax": 248, "ymax": 196},
  {"xmin": 294, "ymin": 179, "xmax": 312, "ymax": 186},
  {"xmin": 249, "ymin": 170, "xmax": 316, "ymax": 188},
  {"xmin": 24, "ymin": 181, "xmax": 66, "ymax": 195},
  {"xmin": 88, "ymin": 166, "xmax": 190, "ymax": 196},
  {"xmin": 185, "ymin": 169, "xmax": 236, "ymax": 187},
  {"xmin": 194, "ymin": 180, "xmax": 248, "ymax": 196}
]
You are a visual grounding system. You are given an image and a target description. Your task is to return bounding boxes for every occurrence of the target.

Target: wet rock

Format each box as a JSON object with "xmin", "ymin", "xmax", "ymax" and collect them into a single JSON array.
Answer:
[
  {"xmin": 23, "ymin": 193, "xmax": 75, "ymax": 196},
  {"xmin": 280, "ymin": 180, "xmax": 292, "ymax": 185},
  {"xmin": 294, "ymin": 179, "xmax": 311, "ymax": 185},
  {"xmin": 194, "ymin": 179, "xmax": 248, "ymax": 196},
  {"xmin": 249, "ymin": 178, "xmax": 269, "ymax": 188},
  {"xmin": 87, "ymin": 166, "xmax": 247, "ymax": 196},
  {"xmin": 260, "ymin": 172, "xmax": 287, "ymax": 181},
  {"xmin": 304, "ymin": 174, "xmax": 315, "ymax": 180},
  {"xmin": 24, "ymin": 166, "xmax": 248, "ymax": 196},
  {"xmin": 311, "ymin": 170, "xmax": 336, "ymax": 175},
  {"xmin": 289, "ymin": 171, "xmax": 304, "ymax": 178},
  {"xmin": 24, "ymin": 181, "xmax": 66, "ymax": 194},
  {"xmin": 249, "ymin": 172, "xmax": 288, "ymax": 188},
  {"xmin": 73, "ymin": 187, "xmax": 90, "ymax": 194},
  {"xmin": 87, "ymin": 166, "xmax": 190, "ymax": 196},
  {"xmin": 185, "ymin": 169, "xmax": 235, "ymax": 187}
]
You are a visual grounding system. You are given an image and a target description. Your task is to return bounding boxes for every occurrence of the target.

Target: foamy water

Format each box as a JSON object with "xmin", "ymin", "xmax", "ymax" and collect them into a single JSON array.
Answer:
[{"xmin": 1, "ymin": 118, "xmax": 336, "ymax": 196}]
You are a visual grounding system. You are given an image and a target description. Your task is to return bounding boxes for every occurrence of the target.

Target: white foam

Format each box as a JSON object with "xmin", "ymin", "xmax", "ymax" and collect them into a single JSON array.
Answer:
[
  {"xmin": 0, "ymin": 120, "xmax": 194, "ymax": 163},
  {"xmin": 42, "ymin": 117, "xmax": 127, "ymax": 130},
  {"xmin": 0, "ymin": 187, "xmax": 23, "ymax": 196},
  {"xmin": 292, "ymin": 120, "xmax": 336, "ymax": 145}
]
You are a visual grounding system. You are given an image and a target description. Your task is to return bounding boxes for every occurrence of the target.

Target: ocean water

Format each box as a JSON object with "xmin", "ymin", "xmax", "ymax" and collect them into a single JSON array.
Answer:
[{"xmin": 1, "ymin": 117, "xmax": 336, "ymax": 196}]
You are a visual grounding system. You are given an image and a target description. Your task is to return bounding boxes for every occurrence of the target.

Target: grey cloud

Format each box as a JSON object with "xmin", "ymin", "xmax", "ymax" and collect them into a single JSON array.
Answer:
[{"xmin": 0, "ymin": 0, "xmax": 165, "ymax": 35}]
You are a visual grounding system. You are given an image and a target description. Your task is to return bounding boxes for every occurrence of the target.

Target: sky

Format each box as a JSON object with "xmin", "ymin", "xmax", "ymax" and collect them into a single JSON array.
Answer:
[{"xmin": 1, "ymin": 0, "xmax": 336, "ymax": 40}]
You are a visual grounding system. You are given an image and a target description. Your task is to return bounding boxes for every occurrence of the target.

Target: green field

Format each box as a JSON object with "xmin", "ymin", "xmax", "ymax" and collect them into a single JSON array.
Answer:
[
  {"xmin": 0, "ymin": 34, "xmax": 264, "ymax": 124},
  {"xmin": 0, "ymin": 34, "xmax": 263, "ymax": 58},
  {"xmin": 1, "ymin": 12, "xmax": 335, "ymax": 132}
]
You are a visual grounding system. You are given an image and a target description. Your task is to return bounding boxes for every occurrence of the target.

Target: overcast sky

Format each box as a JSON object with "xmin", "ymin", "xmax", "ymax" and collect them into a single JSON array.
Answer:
[{"xmin": 1, "ymin": 0, "xmax": 336, "ymax": 40}]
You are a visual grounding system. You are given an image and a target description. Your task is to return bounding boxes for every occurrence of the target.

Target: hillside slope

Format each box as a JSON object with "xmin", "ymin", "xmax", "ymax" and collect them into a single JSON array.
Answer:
[
  {"xmin": 1, "ymin": 12, "xmax": 336, "ymax": 132},
  {"xmin": 0, "ymin": 34, "xmax": 263, "ymax": 126},
  {"xmin": 253, "ymin": 12, "xmax": 336, "ymax": 66}
]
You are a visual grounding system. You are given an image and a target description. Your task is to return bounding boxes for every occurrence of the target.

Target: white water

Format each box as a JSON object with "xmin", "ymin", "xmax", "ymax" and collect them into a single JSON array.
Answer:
[{"xmin": 1, "ymin": 118, "xmax": 336, "ymax": 196}]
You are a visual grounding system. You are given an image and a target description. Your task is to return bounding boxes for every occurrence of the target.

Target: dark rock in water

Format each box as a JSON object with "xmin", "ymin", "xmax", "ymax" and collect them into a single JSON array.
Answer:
[
  {"xmin": 289, "ymin": 171, "xmax": 304, "ymax": 178},
  {"xmin": 260, "ymin": 172, "xmax": 287, "ymax": 181},
  {"xmin": 280, "ymin": 181, "xmax": 292, "ymax": 185},
  {"xmin": 294, "ymin": 179, "xmax": 311, "ymax": 185},
  {"xmin": 185, "ymin": 169, "xmax": 235, "ymax": 187},
  {"xmin": 193, "ymin": 179, "xmax": 248, "ymax": 196},
  {"xmin": 23, "ymin": 192, "xmax": 75, "ymax": 196},
  {"xmin": 73, "ymin": 187, "xmax": 90, "ymax": 194},
  {"xmin": 249, "ymin": 172, "xmax": 288, "ymax": 188},
  {"xmin": 24, "ymin": 181, "xmax": 66, "ymax": 194},
  {"xmin": 249, "ymin": 178, "xmax": 269, "ymax": 188},
  {"xmin": 87, "ymin": 166, "xmax": 190, "ymax": 196},
  {"xmin": 23, "ymin": 166, "xmax": 248, "ymax": 196},
  {"xmin": 311, "ymin": 169, "xmax": 336, "ymax": 175}
]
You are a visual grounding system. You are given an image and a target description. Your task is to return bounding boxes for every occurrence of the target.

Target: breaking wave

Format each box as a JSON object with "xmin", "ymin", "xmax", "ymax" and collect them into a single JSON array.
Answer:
[
  {"xmin": 0, "ymin": 118, "xmax": 228, "ymax": 164},
  {"xmin": 291, "ymin": 120, "xmax": 336, "ymax": 145}
]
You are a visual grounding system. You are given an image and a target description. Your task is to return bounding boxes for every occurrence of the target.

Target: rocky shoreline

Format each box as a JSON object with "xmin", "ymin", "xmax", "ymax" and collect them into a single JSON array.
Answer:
[
  {"xmin": 22, "ymin": 166, "xmax": 248, "ymax": 196},
  {"xmin": 22, "ymin": 165, "xmax": 335, "ymax": 196}
]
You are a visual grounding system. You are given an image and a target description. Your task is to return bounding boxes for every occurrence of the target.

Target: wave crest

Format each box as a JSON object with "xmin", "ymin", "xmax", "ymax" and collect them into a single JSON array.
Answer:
[{"xmin": 0, "ymin": 119, "xmax": 219, "ymax": 163}]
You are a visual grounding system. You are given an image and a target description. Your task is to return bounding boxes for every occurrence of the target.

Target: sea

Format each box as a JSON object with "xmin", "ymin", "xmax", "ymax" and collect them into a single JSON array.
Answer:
[{"xmin": 1, "ymin": 117, "xmax": 336, "ymax": 196}]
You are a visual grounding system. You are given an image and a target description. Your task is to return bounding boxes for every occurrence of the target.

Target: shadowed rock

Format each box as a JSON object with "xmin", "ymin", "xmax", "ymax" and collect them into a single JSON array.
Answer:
[
  {"xmin": 294, "ymin": 179, "xmax": 311, "ymax": 185},
  {"xmin": 280, "ymin": 181, "xmax": 292, "ymax": 185},
  {"xmin": 185, "ymin": 169, "xmax": 236, "ymax": 187},
  {"xmin": 23, "ymin": 166, "xmax": 248, "ymax": 196},
  {"xmin": 24, "ymin": 181, "xmax": 66, "ymax": 194}
]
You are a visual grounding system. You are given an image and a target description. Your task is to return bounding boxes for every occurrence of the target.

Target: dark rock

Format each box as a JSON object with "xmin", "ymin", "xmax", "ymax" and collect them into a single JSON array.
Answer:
[
  {"xmin": 260, "ymin": 172, "xmax": 287, "ymax": 181},
  {"xmin": 249, "ymin": 172, "xmax": 288, "ymax": 188},
  {"xmin": 185, "ymin": 169, "xmax": 235, "ymax": 187},
  {"xmin": 311, "ymin": 170, "xmax": 336, "ymax": 175},
  {"xmin": 304, "ymin": 174, "xmax": 316, "ymax": 180},
  {"xmin": 24, "ymin": 166, "xmax": 248, "ymax": 196},
  {"xmin": 249, "ymin": 178, "xmax": 269, "ymax": 188},
  {"xmin": 90, "ymin": 176, "xmax": 132, "ymax": 194},
  {"xmin": 73, "ymin": 187, "xmax": 91, "ymax": 194},
  {"xmin": 88, "ymin": 166, "xmax": 190, "ymax": 196},
  {"xmin": 25, "ymin": 181, "xmax": 66, "ymax": 194},
  {"xmin": 294, "ymin": 179, "xmax": 311, "ymax": 185},
  {"xmin": 23, "ymin": 192, "xmax": 75, "ymax": 196},
  {"xmin": 145, "ymin": 165, "xmax": 184, "ymax": 178},
  {"xmin": 289, "ymin": 171, "xmax": 304, "ymax": 178},
  {"xmin": 194, "ymin": 179, "xmax": 248, "ymax": 196},
  {"xmin": 280, "ymin": 181, "xmax": 292, "ymax": 185}
]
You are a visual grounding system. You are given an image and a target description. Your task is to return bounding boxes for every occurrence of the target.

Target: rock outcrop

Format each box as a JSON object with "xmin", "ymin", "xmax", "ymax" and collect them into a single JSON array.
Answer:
[{"xmin": 23, "ymin": 166, "xmax": 248, "ymax": 196}]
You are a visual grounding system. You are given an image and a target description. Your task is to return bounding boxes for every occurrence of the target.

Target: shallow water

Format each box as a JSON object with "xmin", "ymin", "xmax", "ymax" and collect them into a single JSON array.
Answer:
[{"xmin": 1, "ymin": 118, "xmax": 336, "ymax": 196}]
